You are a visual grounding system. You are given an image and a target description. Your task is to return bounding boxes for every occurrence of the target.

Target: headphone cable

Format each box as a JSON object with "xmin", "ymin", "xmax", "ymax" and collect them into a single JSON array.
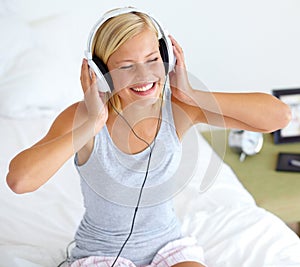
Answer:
[
  {"xmin": 55, "ymin": 79, "xmax": 166, "ymax": 267},
  {"xmin": 110, "ymin": 79, "xmax": 166, "ymax": 267}
]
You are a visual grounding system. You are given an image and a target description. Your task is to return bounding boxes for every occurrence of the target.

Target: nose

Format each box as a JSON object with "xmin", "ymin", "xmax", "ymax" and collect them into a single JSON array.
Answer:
[{"xmin": 134, "ymin": 63, "xmax": 149, "ymax": 81}]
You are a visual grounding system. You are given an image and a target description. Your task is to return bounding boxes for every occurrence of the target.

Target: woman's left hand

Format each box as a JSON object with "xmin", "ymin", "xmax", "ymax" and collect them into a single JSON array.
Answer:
[{"xmin": 169, "ymin": 35, "xmax": 195, "ymax": 106}]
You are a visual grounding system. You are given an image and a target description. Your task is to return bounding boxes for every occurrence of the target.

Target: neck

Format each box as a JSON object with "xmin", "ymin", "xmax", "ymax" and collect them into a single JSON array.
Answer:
[
  {"xmin": 106, "ymin": 99, "xmax": 163, "ymax": 154},
  {"xmin": 118, "ymin": 98, "xmax": 162, "ymax": 125}
]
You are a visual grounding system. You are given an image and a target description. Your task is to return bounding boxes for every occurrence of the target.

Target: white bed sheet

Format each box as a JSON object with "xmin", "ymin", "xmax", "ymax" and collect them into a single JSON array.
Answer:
[{"xmin": 0, "ymin": 116, "xmax": 300, "ymax": 267}]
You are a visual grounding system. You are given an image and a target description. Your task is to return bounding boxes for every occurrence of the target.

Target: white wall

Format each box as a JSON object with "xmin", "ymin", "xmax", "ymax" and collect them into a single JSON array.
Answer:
[
  {"xmin": 64, "ymin": 0, "xmax": 300, "ymax": 94},
  {"xmin": 5, "ymin": 0, "xmax": 300, "ymax": 95}
]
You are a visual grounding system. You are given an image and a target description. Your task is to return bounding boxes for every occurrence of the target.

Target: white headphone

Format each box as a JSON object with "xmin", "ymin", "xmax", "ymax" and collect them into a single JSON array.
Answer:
[{"xmin": 85, "ymin": 7, "xmax": 176, "ymax": 93}]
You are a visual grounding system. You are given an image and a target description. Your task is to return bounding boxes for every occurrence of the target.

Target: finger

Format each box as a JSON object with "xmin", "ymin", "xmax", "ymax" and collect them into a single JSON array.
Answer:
[
  {"xmin": 169, "ymin": 35, "xmax": 183, "ymax": 53},
  {"xmin": 169, "ymin": 35, "xmax": 185, "ymax": 68},
  {"xmin": 169, "ymin": 34, "xmax": 177, "ymax": 45},
  {"xmin": 90, "ymin": 68, "xmax": 97, "ymax": 86},
  {"xmin": 81, "ymin": 59, "xmax": 90, "ymax": 79},
  {"xmin": 89, "ymin": 66, "xmax": 96, "ymax": 81},
  {"xmin": 172, "ymin": 45, "xmax": 185, "ymax": 67},
  {"xmin": 80, "ymin": 59, "xmax": 92, "ymax": 92},
  {"xmin": 98, "ymin": 91, "xmax": 109, "ymax": 106}
]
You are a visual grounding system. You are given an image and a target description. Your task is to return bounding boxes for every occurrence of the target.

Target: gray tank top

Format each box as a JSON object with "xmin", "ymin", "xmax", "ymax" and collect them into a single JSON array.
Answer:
[{"xmin": 71, "ymin": 89, "xmax": 182, "ymax": 265}]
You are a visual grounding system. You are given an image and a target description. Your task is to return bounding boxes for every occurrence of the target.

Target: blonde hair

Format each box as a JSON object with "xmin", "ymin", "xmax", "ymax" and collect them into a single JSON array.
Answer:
[{"xmin": 92, "ymin": 10, "xmax": 159, "ymax": 113}]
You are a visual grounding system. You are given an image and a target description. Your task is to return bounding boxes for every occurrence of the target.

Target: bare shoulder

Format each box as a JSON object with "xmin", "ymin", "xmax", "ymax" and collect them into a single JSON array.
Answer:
[
  {"xmin": 171, "ymin": 96, "xmax": 206, "ymax": 139},
  {"xmin": 34, "ymin": 101, "xmax": 87, "ymax": 146}
]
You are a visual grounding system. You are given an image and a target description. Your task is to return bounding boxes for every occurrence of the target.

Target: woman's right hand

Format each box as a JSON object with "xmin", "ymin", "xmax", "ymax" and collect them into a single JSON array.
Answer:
[{"xmin": 80, "ymin": 59, "xmax": 108, "ymax": 134}]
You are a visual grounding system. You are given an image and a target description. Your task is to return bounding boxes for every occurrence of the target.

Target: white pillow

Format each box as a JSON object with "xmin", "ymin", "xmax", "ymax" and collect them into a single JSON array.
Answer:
[
  {"xmin": 0, "ymin": 15, "xmax": 83, "ymax": 118},
  {"xmin": 0, "ymin": 16, "xmax": 33, "ymax": 75},
  {"xmin": 0, "ymin": 49, "xmax": 78, "ymax": 117}
]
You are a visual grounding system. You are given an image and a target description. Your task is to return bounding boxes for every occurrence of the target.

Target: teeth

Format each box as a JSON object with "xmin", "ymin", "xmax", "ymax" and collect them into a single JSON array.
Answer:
[{"xmin": 131, "ymin": 83, "xmax": 153, "ymax": 92}]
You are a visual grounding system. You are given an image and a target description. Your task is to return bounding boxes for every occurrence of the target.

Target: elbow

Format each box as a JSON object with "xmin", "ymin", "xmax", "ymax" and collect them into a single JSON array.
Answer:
[
  {"xmin": 6, "ymin": 157, "xmax": 41, "ymax": 194},
  {"xmin": 265, "ymin": 102, "xmax": 292, "ymax": 133},
  {"xmin": 277, "ymin": 102, "xmax": 292, "ymax": 130},
  {"xmin": 6, "ymin": 173, "xmax": 25, "ymax": 194},
  {"xmin": 6, "ymin": 172, "xmax": 35, "ymax": 194}
]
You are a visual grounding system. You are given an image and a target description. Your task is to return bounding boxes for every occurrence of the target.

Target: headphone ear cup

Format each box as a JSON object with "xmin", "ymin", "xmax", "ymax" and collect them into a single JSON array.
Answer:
[
  {"xmin": 159, "ymin": 38, "xmax": 169, "ymax": 75},
  {"xmin": 87, "ymin": 56, "xmax": 113, "ymax": 93},
  {"xmin": 159, "ymin": 37, "xmax": 176, "ymax": 74}
]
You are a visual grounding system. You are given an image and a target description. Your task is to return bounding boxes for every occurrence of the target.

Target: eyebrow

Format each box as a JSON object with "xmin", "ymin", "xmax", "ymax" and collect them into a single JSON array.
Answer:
[{"xmin": 115, "ymin": 51, "xmax": 159, "ymax": 64}]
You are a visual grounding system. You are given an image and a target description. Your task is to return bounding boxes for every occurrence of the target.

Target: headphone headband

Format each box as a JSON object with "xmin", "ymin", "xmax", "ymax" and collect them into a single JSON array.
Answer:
[
  {"xmin": 87, "ymin": 8, "xmax": 137, "ymax": 55},
  {"xmin": 86, "ymin": 7, "xmax": 166, "ymax": 58},
  {"xmin": 85, "ymin": 7, "xmax": 175, "ymax": 93}
]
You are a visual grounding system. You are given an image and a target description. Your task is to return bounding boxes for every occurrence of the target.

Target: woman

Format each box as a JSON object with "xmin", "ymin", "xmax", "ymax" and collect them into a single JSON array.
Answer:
[{"xmin": 6, "ymin": 7, "xmax": 291, "ymax": 267}]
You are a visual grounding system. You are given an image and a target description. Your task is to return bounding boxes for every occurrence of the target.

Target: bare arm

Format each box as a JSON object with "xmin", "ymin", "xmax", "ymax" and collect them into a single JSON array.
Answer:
[
  {"xmin": 189, "ymin": 90, "xmax": 290, "ymax": 132},
  {"xmin": 6, "ymin": 59, "xmax": 108, "ymax": 194},
  {"xmin": 169, "ymin": 35, "xmax": 291, "ymax": 133},
  {"xmin": 7, "ymin": 103, "xmax": 89, "ymax": 193}
]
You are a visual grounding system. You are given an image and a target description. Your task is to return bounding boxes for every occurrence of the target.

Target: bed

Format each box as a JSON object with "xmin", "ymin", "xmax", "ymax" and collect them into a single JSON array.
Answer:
[{"xmin": 1, "ymin": 2, "xmax": 300, "ymax": 267}]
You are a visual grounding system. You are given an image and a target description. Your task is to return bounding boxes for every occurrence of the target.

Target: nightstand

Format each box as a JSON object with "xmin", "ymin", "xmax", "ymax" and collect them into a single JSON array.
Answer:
[{"xmin": 201, "ymin": 130, "xmax": 300, "ymax": 224}]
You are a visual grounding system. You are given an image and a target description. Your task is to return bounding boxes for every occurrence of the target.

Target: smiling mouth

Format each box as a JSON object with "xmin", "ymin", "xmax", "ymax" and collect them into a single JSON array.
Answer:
[{"xmin": 130, "ymin": 82, "xmax": 155, "ymax": 92}]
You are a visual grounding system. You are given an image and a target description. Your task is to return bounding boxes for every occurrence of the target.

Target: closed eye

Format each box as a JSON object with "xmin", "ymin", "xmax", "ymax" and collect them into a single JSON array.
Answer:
[
  {"xmin": 146, "ymin": 57, "xmax": 158, "ymax": 63},
  {"xmin": 119, "ymin": 57, "xmax": 159, "ymax": 70},
  {"xmin": 119, "ymin": 64, "xmax": 134, "ymax": 70}
]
